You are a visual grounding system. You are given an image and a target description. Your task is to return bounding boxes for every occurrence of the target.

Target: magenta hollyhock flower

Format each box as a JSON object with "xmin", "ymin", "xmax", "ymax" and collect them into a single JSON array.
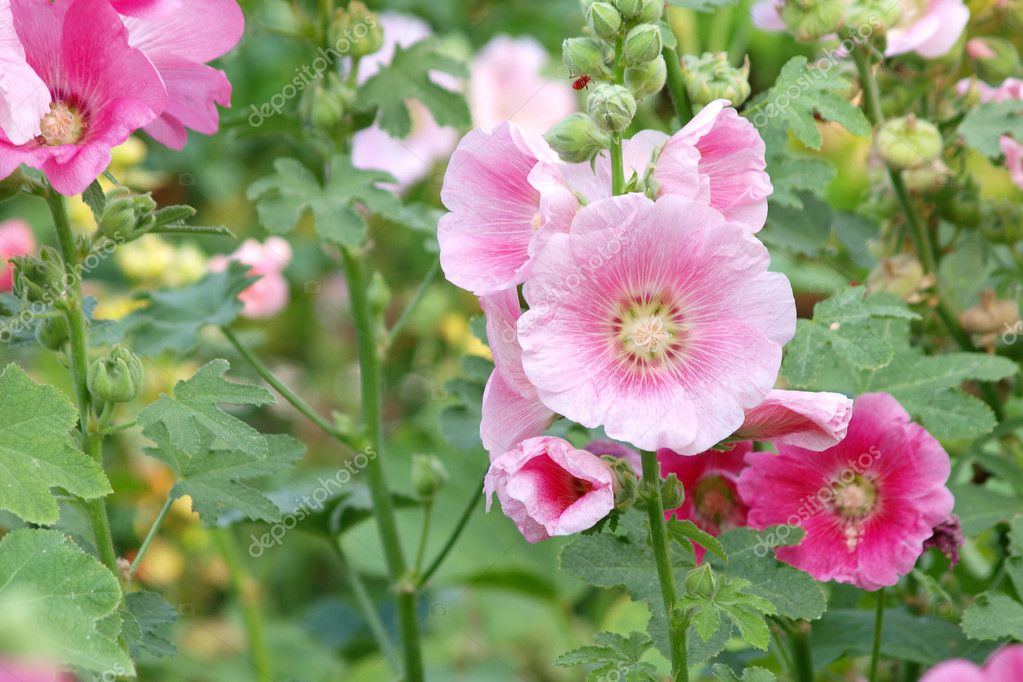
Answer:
[
  {"xmin": 886, "ymin": 0, "xmax": 969, "ymax": 59},
  {"xmin": 517, "ymin": 193, "xmax": 795, "ymax": 454},
  {"xmin": 1001, "ymin": 136, "xmax": 1023, "ymax": 191},
  {"xmin": 115, "ymin": 0, "xmax": 244, "ymax": 150},
  {"xmin": 0, "ymin": 0, "xmax": 167, "ymax": 195},
  {"xmin": 438, "ymin": 121, "xmax": 565, "ymax": 296},
  {"xmin": 484, "ymin": 435, "xmax": 615, "ymax": 542},
  {"xmin": 659, "ymin": 441, "xmax": 752, "ymax": 540},
  {"xmin": 209, "ymin": 237, "xmax": 292, "ymax": 319},
  {"xmin": 0, "ymin": 219, "xmax": 35, "ymax": 291},
  {"xmin": 469, "ymin": 35, "xmax": 577, "ymax": 136},
  {"xmin": 479, "ymin": 288, "xmax": 555, "ymax": 459},
  {"xmin": 0, "ymin": 0, "xmax": 50, "ymax": 145},
  {"xmin": 921, "ymin": 645, "xmax": 1023, "ymax": 682},
  {"xmin": 732, "ymin": 389, "xmax": 854, "ymax": 451},
  {"xmin": 738, "ymin": 392, "xmax": 954, "ymax": 590}
]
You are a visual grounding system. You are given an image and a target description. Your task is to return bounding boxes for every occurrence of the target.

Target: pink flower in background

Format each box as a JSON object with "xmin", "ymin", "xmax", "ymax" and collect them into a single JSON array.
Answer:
[
  {"xmin": 116, "ymin": 0, "xmax": 244, "ymax": 150},
  {"xmin": 469, "ymin": 35, "xmax": 577, "ymax": 136},
  {"xmin": 732, "ymin": 389, "xmax": 853, "ymax": 451},
  {"xmin": 1001, "ymin": 136, "xmax": 1023, "ymax": 191},
  {"xmin": 921, "ymin": 645, "xmax": 1023, "ymax": 682},
  {"xmin": 485, "ymin": 435, "xmax": 614, "ymax": 543},
  {"xmin": 209, "ymin": 237, "xmax": 292, "ymax": 319},
  {"xmin": 518, "ymin": 193, "xmax": 795, "ymax": 454},
  {"xmin": 0, "ymin": 219, "xmax": 35, "ymax": 291},
  {"xmin": 886, "ymin": 0, "xmax": 969, "ymax": 59},
  {"xmin": 0, "ymin": 0, "xmax": 167, "ymax": 195},
  {"xmin": 0, "ymin": 660, "xmax": 74, "ymax": 682},
  {"xmin": 479, "ymin": 288, "xmax": 555, "ymax": 459},
  {"xmin": 955, "ymin": 77, "xmax": 1023, "ymax": 103},
  {"xmin": 0, "ymin": 0, "xmax": 50, "ymax": 144},
  {"xmin": 750, "ymin": 0, "xmax": 786, "ymax": 31},
  {"xmin": 438, "ymin": 122, "xmax": 562, "ymax": 295},
  {"xmin": 739, "ymin": 392, "xmax": 954, "ymax": 590}
]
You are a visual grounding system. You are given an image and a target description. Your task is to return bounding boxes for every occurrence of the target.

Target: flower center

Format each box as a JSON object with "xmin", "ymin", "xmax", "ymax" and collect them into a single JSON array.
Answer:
[
  {"xmin": 629, "ymin": 315, "xmax": 671, "ymax": 353},
  {"xmin": 693, "ymin": 475, "xmax": 738, "ymax": 529},
  {"xmin": 39, "ymin": 101, "xmax": 86, "ymax": 146},
  {"xmin": 832, "ymin": 476, "xmax": 877, "ymax": 519},
  {"xmin": 609, "ymin": 293, "xmax": 688, "ymax": 365},
  {"xmin": 531, "ymin": 211, "xmax": 543, "ymax": 231}
]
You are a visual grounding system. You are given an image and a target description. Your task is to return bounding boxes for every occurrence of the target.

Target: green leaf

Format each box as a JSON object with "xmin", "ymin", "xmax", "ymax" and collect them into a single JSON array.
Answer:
[
  {"xmin": 951, "ymin": 484, "xmax": 1023, "ymax": 535},
  {"xmin": 556, "ymin": 631, "xmax": 660, "ymax": 681},
  {"xmin": 713, "ymin": 664, "xmax": 777, "ymax": 682},
  {"xmin": 0, "ymin": 364, "xmax": 111, "ymax": 524},
  {"xmin": 359, "ymin": 38, "xmax": 470, "ymax": 138},
  {"xmin": 123, "ymin": 591, "xmax": 178, "ymax": 659},
  {"xmin": 82, "ymin": 180, "xmax": 106, "ymax": 222},
  {"xmin": 761, "ymin": 125, "xmax": 837, "ymax": 208},
  {"xmin": 667, "ymin": 518, "xmax": 727, "ymax": 562},
  {"xmin": 958, "ymin": 101, "xmax": 1023, "ymax": 159},
  {"xmin": 677, "ymin": 573, "xmax": 776, "ymax": 650},
  {"xmin": 746, "ymin": 56, "xmax": 870, "ymax": 149},
  {"xmin": 962, "ymin": 593, "xmax": 1023, "ymax": 641},
  {"xmin": 0, "ymin": 529, "xmax": 131, "ymax": 674},
  {"xmin": 247, "ymin": 155, "xmax": 400, "ymax": 247},
  {"xmin": 762, "ymin": 192, "xmax": 834, "ymax": 256}
]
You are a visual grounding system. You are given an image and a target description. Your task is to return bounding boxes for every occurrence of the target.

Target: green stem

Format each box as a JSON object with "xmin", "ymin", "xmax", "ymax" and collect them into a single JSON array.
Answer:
[
  {"xmin": 130, "ymin": 496, "xmax": 174, "ymax": 578},
  {"xmin": 213, "ymin": 529, "xmax": 273, "ymax": 682},
  {"xmin": 418, "ymin": 478, "xmax": 484, "ymax": 588},
  {"xmin": 46, "ymin": 189, "xmax": 121, "ymax": 578},
  {"xmin": 869, "ymin": 588, "xmax": 886, "ymax": 682},
  {"xmin": 334, "ymin": 538, "xmax": 400, "ymax": 674},
  {"xmin": 663, "ymin": 46, "xmax": 694, "ymax": 125},
  {"xmin": 610, "ymin": 137, "xmax": 626, "ymax": 195},
  {"xmin": 413, "ymin": 500, "xmax": 433, "ymax": 576},
  {"xmin": 789, "ymin": 624, "xmax": 815, "ymax": 682},
  {"xmin": 640, "ymin": 450, "xmax": 688, "ymax": 681},
  {"xmin": 385, "ymin": 257, "xmax": 440, "ymax": 354},
  {"xmin": 341, "ymin": 247, "xmax": 424, "ymax": 682}
]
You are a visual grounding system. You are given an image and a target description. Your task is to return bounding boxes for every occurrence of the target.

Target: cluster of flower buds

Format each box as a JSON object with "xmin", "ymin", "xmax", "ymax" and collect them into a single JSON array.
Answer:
[
  {"xmin": 681, "ymin": 52, "xmax": 752, "ymax": 108},
  {"xmin": 89, "ymin": 345, "xmax": 144, "ymax": 404},
  {"xmin": 547, "ymin": 0, "xmax": 666, "ymax": 162},
  {"xmin": 11, "ymin": 247, "xmax": 66, "ymax": 306},
  {"xmin": 99, "ymin": 187, "xmax": 158, "ymax": 242}
]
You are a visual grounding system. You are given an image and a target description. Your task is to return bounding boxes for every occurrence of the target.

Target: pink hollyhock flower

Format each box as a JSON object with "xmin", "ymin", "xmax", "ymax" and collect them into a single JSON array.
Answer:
[
  {"xmin": 0, "ymin": 660, "xmax": 74, "ymax": 682},
  {"xmin": 584, "ymin": 439, "xmax": 642, "ymax": 475},
  {"xmin": 750, "ymin": 0, "xmax": 786, "ymax": 31},
  {"xmin": 1001, "ymin": 136, "xmax": 1023, "ymax": 191},
  {"xmin": 0, "ymin": 219, "xmax": 35, "ymax": 291},
  {"xmin": 518, "ymin": 193, "xmax": 795, "ymax": 454},
  {"xmin": 886, "ymin": 0, "xmax": 969, "ymax": 58},
  {"xmin": 469, "ymin": 35, "xmax": 577, "ymax": 136},
  {"xmin": 438, "ymin": 121, "xmax": 564, "ymax": 296},
  {"xmin": 738, "ymin": 392, "xmax": 954, "ymax": 590},
  {"xmin": 209, "ymin": 237, "xmax": 292, "ymax": 319},
  {"xmin": 659, "ymin": 441, "xmax": 752, "ymax": 543},
  {"xmin": 479, "ymin": 288, "xmax": 555, "ymax": 459},
  {"xmin": 732, "ymin": 389, "xmax": 853, "ymax": 451},
  {"xmin": 0, "ymin": 0, "xmax": 50, "ymax": 145},
  {"xmin": 351, "ymin": 13, "xmax": 459, "ymax": 190},
  {"xmin": 921, "ymin": 645, "xmax": 1023, "ymax": 682},
  {"xmin": 955, "ymin": 77, "xmax": 1023, "ymax": 103},
  {"xmin": 115, "ymin": 0, "xmax": 244, "ymax": 150},
  {"xmin": 0, "ymin": 0, "xmax": 167, "ymax": 195},
  {"xmin": 484, "ymin": 435, "xmax": 615, "ymax": 543}
]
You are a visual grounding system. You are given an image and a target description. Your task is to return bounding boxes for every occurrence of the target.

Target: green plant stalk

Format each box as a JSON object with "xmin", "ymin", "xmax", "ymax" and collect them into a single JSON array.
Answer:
[
  {"xmin": 130, "ymin": 496, "xmax": 174, "ymax": 578},
  {"xmin": 418, "ymin": 477, "xmax": 485, "ymax": 587},
  {"xmin": 663, "ymin": 45, "xmax": 694, "ymax": 124},
  {"xmin": 610, "ymin": 36, "xmax": 627, "ymax": 196},
  {"xmin": 46, "ymin": 189, "xmax": 120, "ymax": 578},
  {"xmin": 640, "ymin": 450, "xmax": 688, "ymax": 681},
  {"xmin": 869, "ymin": 588, "xmax": 886, "ymax": 682},
  {"xmin": 335, "ymin": 539, "xmax": 400, "ymax": 674},
  {"xmin": 213, "ymin": 529, "xmax": 274, "ymax": 682},
  {"xmin": 341, "ymin": 247, "xmax": 424, "ymax": 682},
  {"xmin": 413, "ymin": 499, "xmax": 433, "ymax": 576},
  {"xmin": 789, "ymin": 624, "xmax": 815, "ymax": 682}
]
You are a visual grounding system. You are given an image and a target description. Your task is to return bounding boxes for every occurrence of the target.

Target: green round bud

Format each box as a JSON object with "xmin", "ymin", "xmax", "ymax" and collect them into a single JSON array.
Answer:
[
  {"xmin": 563, "ymin": 37, "xmax": 610, "ymax": 78},
  {"xmin": 329, "ymin": 1, "xmax": 384, "ymax": 58},
  {"xmin": 877, "ymin": 116, "xmax": 943, "ymax": 169},
  {"xmin": 966, "ymin": 38, "xmax": 1022, "ymax": 85},
  {"xmin": 588, "ymin": 2, "xmax": 623, "ymax": 41},
  {"xmin": 545, "ymin": 113, "xmax": 612, "ymax": 162},
  {"xmin": 368, "ymin": 271, "xmax": 391, "ymax": 318},
  {"xmin": 780, "ymin": 0, "xmax": 845, "ymax": 40},
  {"xmin": 682, "ymin": 52, "xmax": 751, "ymax": 108},
  {"xmin": 587, "ymin": 83, "xmax": 637, "ymax": 134},
  {"xmin": 89, "ymin": 345, "xmax": 144, "ymax": 404},
  {"xmin": 601, "ymin": 455, "xmax": 639, "ymax": 511},
  {"xmin": 626, "ymin": 55, "xmax": 667, "ymax": 99},
  {"xmin": 12, "ymin": 247, "xmax": 65, "ymax": 304},
  {"xmin": 580, "ymin": 0, "xmax": 597, "ymax": 15},
  {"xmin": 636, "ymin": 0, "xmax": 664, "ymax": 23},
  {"xmin": 99, "ymin": 188, "xmax": 138, "ymax": 241},
  {"xmin": 411, "ymin": 454, "xmax": 449, "ymax": 501},
  {"xmin": 35, "ymin": 315, "xmax": 69, "ymax": 351},
  {"xmin": 844, "ymin": 0, "xmax": 902, "ymax": 33},
  {"xmin": 623, "ymin": 23, "xmax": 662, "ymax": 65},
  {"xmin": 684, "ymin": 564, "xmax": 718, "ymax": 599},
  {"xmin": 660, "ymin": 473, "xmax": 684, "ymax": 509},
  {"xmin": 612, "ymin": 0, "xmax": 643, "ymax": 20}
]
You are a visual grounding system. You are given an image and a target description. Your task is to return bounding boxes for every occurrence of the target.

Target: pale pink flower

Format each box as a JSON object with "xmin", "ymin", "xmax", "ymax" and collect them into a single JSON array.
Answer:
[
  {"xmin": 115, "ymin": 0, "xmax": 244, "ymax": 150},
  {"xmin": 738, "ymin": 392, "xmax": 954, "ymax": 591},
  {"xmin": 351, "ymin": 13, "xmax": 458, "ymax": 190},
  {"xmin": 955, "ymin": 77, "xmax": 1023, "ymax": 103},
  {"xmin": 0, "ymin": 660, "xmax": 74, "ymax": 682},
  {"xmin": 517, "ymin": 193, "xmax": 795, "ymax": 454},
  {"xmin": 733, "ymin": 389, "xmax": 853, "ymax": 450},
  {"xmin": 750, "ymin": 0, "xmax": 786, "ymax": 31},
  {"xmin": 484, "ymin": 435, "xmax": 615, "ymax": 543},
  {"xmin": 1001, "ymin": 136, "xmax": 1023, "ymax": 191},
  {"xmin": 886, "ymin": 0, "xmax": 969, "ymax": 58},
  {"xmin": 479, "ymin": 288, "xmax": 555, "ymax": 459},
  {"xmin": 921, "ymin": 645, "xmax": 1023, "ymax": 682},
  {"xmin": 0, "ymin": 219, "xmax": 35, "ymax": 291},
  {"xmin": 469, "ymin": 35, "xmax": 577, "ymax": 136},
  {"xmin": 209, "ymin": 237, "xmax": 292, "ymax": 319},
  {"xmin": 438, "ymin": 121, "xmax": 564, "ymax": 296},
  {"xmin": 0, "ymin": 0, "xmax": 50, "ymax": 144},
  {"xmin": 0, "ymin": 0, "xmax": 167, "ymax": 195}
]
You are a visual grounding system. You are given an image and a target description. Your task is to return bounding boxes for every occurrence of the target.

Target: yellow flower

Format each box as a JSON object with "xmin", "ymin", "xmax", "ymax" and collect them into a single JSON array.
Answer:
[{"xmin": 440, "ymin": 313, "xmax": 492, "ymax": 359}]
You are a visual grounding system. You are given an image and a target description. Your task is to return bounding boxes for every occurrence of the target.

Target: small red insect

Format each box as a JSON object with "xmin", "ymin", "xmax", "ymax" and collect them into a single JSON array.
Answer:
[{"xmin": 572, "ymin": 75, "xmax": 591, "ymax": 90}]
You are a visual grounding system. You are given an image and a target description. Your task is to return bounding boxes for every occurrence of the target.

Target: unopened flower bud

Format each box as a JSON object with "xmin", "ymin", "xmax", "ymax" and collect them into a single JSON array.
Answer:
[
  {"xmin": 587, "ymin": 83, "xmax": 637, "ymax": 134},
  {"xmin": 959, "ymin": 289, "xmax": 1020, "ymax": 335},
  {"xmin": 35, "ymin": 315, "xmax": 69, "ymax": 351},
  {"xmin": 780, "ymin": 0, "xmax": 845, "ymax": 40},
  {"xmin": 588, "ymin": 2, "xmax": 623, "ymax": 41},
  {"xmin": 866, "ymin": 255, "xmax": 927, "ymax": 302},
  {"xmin": 660, "ymin": 472, "xmax": 684, "ymax": 509},
  {"xmin": 682, "ymin": 52, "xmax": 751, "ymax": 107},
  {"xmin": 684, "ymin": 564, "xmax": 718, "ymax": 599},
  {"xmin": 89, "ymin": 345, "xmax": 144, "ymax": 404},
  {"xmin": 1001, "ymin": 0, "xmax": 1023, "ymax": 32},
  {"xmin": 626, "ymin": 55, "xmax": 667, "ymax": 99},
  {"xmin": 411, "ymin": 454, "xmax": 449, "ymax": 501},
  {"xmin": 12, "ymin": 247, "xmax": 64, "ymax": 303},
  {"xmin": 563, "ymin": 37, "xmax": 610, "ymax": 79},
  {"xmin": 580, "ymin": 0, "xmax": 597, "ymax": 14},
  {"xmin": 902, "ymin": 159, "xmax": 950, "ymax": 193},
  {"xmin": 545, "ymin": 113, "xmax": 612, "ymax": 162},
  {"xmin": 623, "ymin": 24, "xmax": 662, "ymax": 65},
  {"xmin": 329, "ymin": 1, "xmax": 383, "ymax": 58},
  {"xmin": 966, "ymin": 37, "xmax": 1022, "ymax": 85},
  {"xmin": 368, "ymin": 271, "xmax": 391, "ymax": 318},
  {"xmin": 99, "ymin": 188, "xmax": 138, "ymax": 241},
  {"xmin": 877, "ymin": 116, "xmax": 943, "ymax": 169},
  {"xmin": 844, "ymin": 0, "xmax": 902, "ymax": 33},
  {"xmin": 636, "ymin": 0, "xmax": 664, "ymax": 23},
  {"xmin": 613, "ymin": 0, "xmax": 643, "ymax": 19},
  {"xmin": 601, "ymin": 455, "xmax": 639, "ymax": 511}
]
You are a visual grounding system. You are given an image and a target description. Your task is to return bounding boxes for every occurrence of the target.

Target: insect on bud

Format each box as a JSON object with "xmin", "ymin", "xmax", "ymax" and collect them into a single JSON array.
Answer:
[
  {"xmin": 563, "ymin": 37, "xmax": 610, "ymax": 80},
  {"xmin": 626, "ymin": 54, "xmax": 667, "ymax": 99},
  {"xmin": 544, "ymin": 113, "xmax": 612, "ymax": 163},
  {"xmin": 681, "ymin": 52, "xmax": 752, "ymax": 108},
  {"xmin": 780, "ymin": 0, "xmax": 845, "ymax": 40},
  {"xmin": 587, "ymin": 83, "xmax": 637, "ymax": 134},
  {"xmin": 587, "ymin": 2, "xmax": 624, "ymax": 41},
  {"xmin": 877, "ymin": 115, "xmax": 943, "ymax": 169},
  {"xmin": 411, "ymin": 454, "xmax": 449, "ymax": 501},
  {"xmin": 622, "ymin": 23, "xmax": 662, "ymax": 65},
  {"xmin": 89, "ymin": 345, "xmax": 144, "ymax": 404}
]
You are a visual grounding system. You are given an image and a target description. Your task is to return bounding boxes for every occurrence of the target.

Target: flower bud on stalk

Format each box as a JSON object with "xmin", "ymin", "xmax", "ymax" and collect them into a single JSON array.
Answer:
[
  {"xmin": 780, "ymin": 0, "xmax": 845, "ymax": 40},
  {"xmin": 626, "ymin": 55, "xmax": 668, "ymax": 99},
  {"xmin": 622, "ymin": 23, "xmax": 662, "ymax": 65},
  {"xmin": 588, "ymin": 1, "xmax": 624, "ymax": 41},
  {"xmin": 877, "ymin": 116, "xmax": 942, "ymax": 169},
  {"xmin": 684, "ymin": 564, "xmax": 718, "ymax": 599},
  {"xmin": 12, "ymin": 247, "xmax": 64, "ymax": 304},
  {"xmin": 635, "ymin": 0, "xmax": 664, "ymax": 23},
  {"xmin": 35, "ymin": 316, "xmax": 70, "ymax": 351},
  {"xmin": 601, "ymin": 455, "xmax": 639, "ymax": 511},
  {"xmin": 411, "ymin": 454, "xmax": 449, "ymax": 501},
  {"xmin": 329, "ymin": 1, "xmax": 383, "ymax": 58},
  {"xmin": 545, "ymin": 113, "xmax": 612, "ymax": 162},
  {"xmin": 681, "ymin": 52, "xmax": 752, "ymax": 107},
  {"xmin": 588, "ymin": 83, "xmax": 637, "ymax": 134},
  {"xmin": 613, "ymin": 0, "xmax": 643, "ymax": 19},
  {"xmin": 89, "ymin": 345, "xmax": 144, "ymax": 404},
  {"xmin": 660, "ymin": 472, "xmax": 684, "ymax": 509},
  {"xmin": 966, "ymin": 38, "xmax": 1022, "ymax": 85},
  {"xmin": 959, "ymin": 289, "xmax": 1020, "ymax": 335},
  {"xmin": 866, "ymin": 255, "xmax": 930, "ymax": 303},
  {"xmin": 563, "ymin": 37, "xmax": 610, "ymax": 79},
  {"xmin": 843, "ymin": 0, "xmax": 902, "ymax": 34}
]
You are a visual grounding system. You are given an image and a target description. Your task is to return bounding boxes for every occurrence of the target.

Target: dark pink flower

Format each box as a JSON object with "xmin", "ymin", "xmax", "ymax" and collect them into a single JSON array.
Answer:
[
  {"xmin": 659, "ymin": 441, "xmax": 752, "ymax": 539},
  {"xmin": 921, "ymin": 645, "xmax": 1023, "ymax": 682}
]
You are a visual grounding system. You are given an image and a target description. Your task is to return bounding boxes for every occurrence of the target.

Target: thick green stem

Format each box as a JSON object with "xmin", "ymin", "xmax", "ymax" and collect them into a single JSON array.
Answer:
[
  {"xmin": 610, "ymin": 138, "xmax": 626, "ymax": 195},
  {"xmin": 789, "ymin": 624, "xmax": 815, "ymax": 682},
  {"xmin": 341, "ymin": 247, "xmax": 424, "ymax": 682},
  {"xmin": 663, "ymin": 46, "xmax": 694, "ymax": 124},
  {"xmin": 869, "ymin": 588, "xmax": 886, "ymax": 682},
  {"xmin": 213, "ymin": 529, "xmax": 273, "ymax": 682},
  {"xmin": 335, "ymin": 539, "xmax": 400, "ymax": 674},
  {"xmin": 130, "ymin": 496, "xmax": 174, "ymax": 578},
  {"xmin": 640, "ymin": 450, "xmax": 688, "ymax": 681},
  {"xmin": 418, "ymin": 478, "xmax": 484, "ymax": 587}
]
